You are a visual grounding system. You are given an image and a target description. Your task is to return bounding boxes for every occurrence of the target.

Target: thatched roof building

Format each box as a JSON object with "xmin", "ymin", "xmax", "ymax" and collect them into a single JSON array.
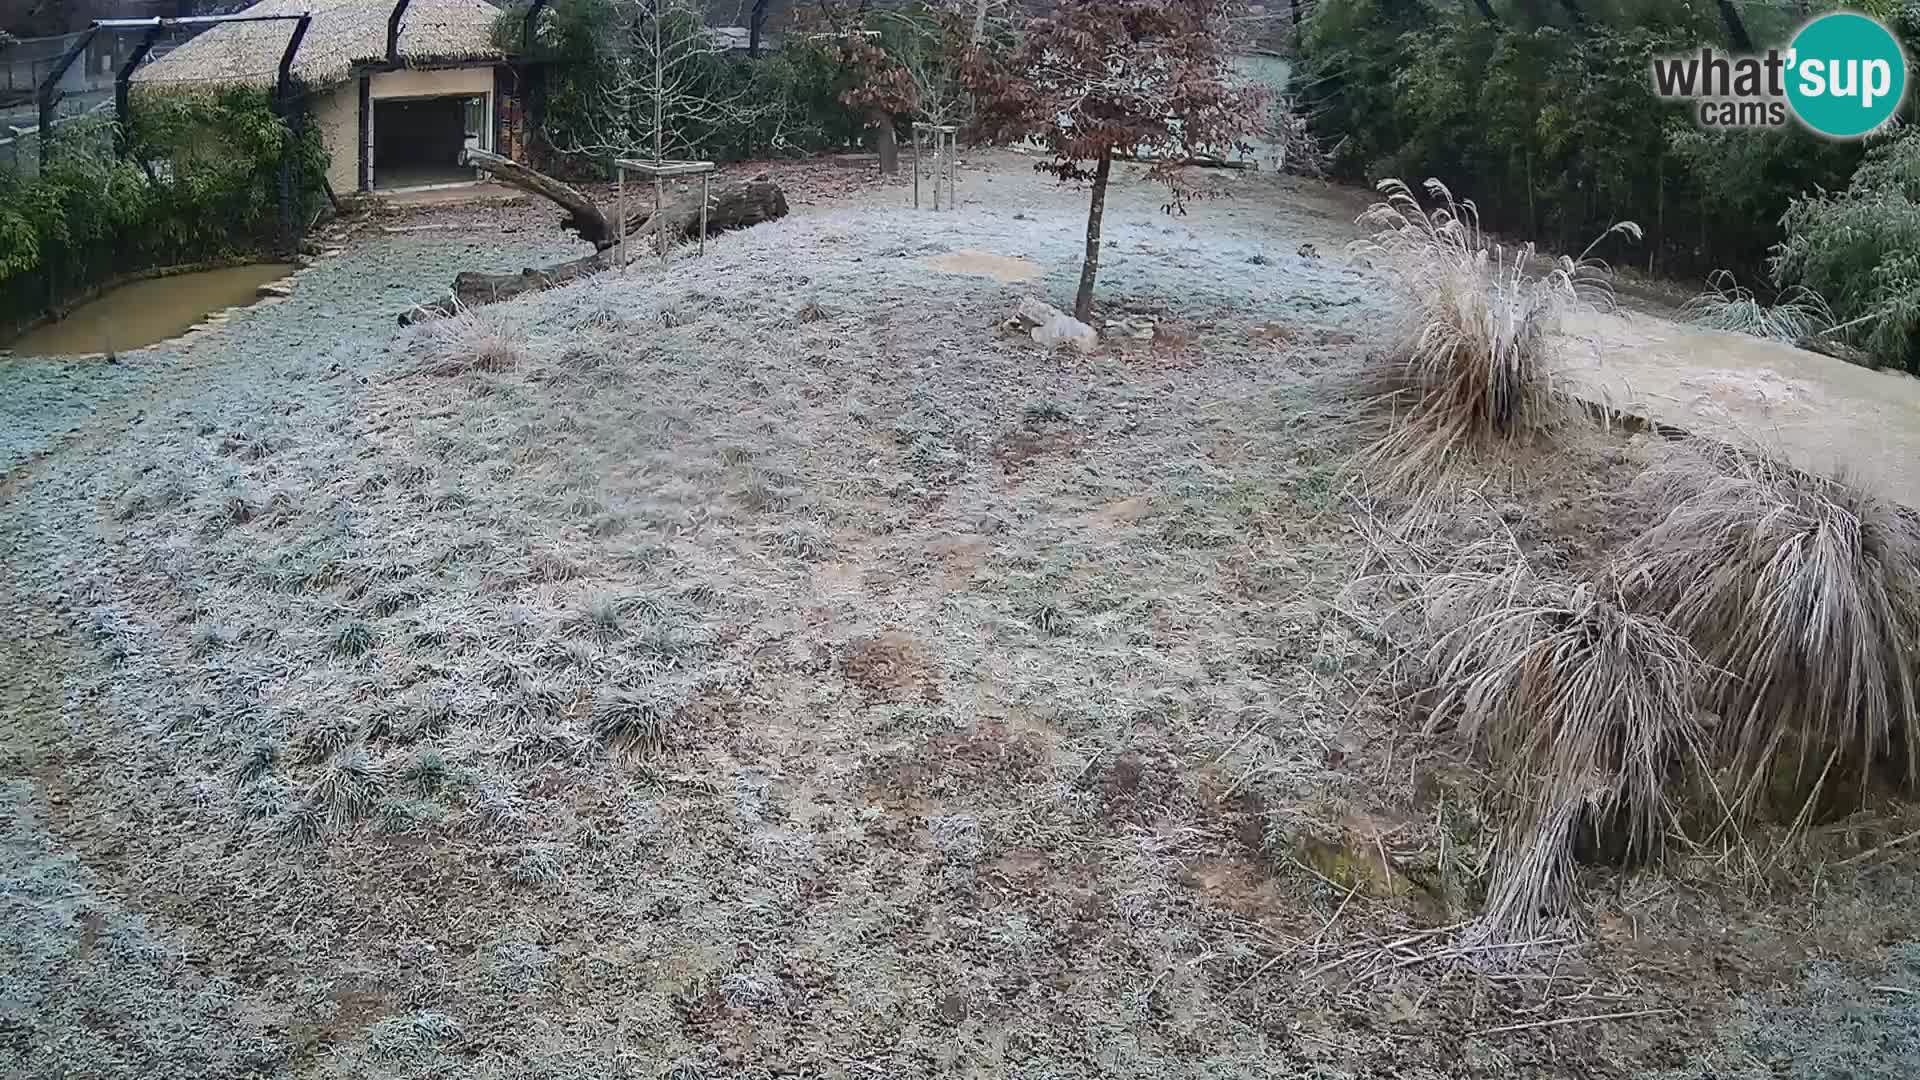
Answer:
[
  {"xmin": 133, "ymin": 0, "xmax": 505, "ymax": 89},
  {"xmin": 135, "ymin": 1, "xmax": 517, "ymax": 197}
]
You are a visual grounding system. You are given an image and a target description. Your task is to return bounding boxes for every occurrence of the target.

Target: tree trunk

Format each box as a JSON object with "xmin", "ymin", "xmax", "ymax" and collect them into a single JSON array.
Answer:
[
  {"xmin": 871, "ymin": 109, "xmax": 898, "ymax": 174},
  {"xmin": 462, "ymin": 147, "xmax": 613, "ymax": 247},
  {"xmin": 972, "ymin": 0, "xmax": 991, "ymax": 44},
  {"xmin": 619, "ymin": 179, "xmax": 789, "ymax": 248},
  {"xmin": 1290, "ymin": 0, "xmax": 1302, "ymax": 48},
  {"xmin": 1466, "ymin": 0, "xmax": 1500, "ymax": 24},
  {"xmin": 1716, "ymin": 0, "xmax": 1754, "ymax": 52},
  {"xmin": 404, "ymin": 249, "xmax": 610, "ymax": 324},
  {"xmin": 1555, "ymin": 0, "xmax": 1587, "ymax": 32},
  {"xmin": 750, "ymin": 0, "xmax": 773, "ymax": 58},
  {"xmin": 1073, "ymin": 149, "xmax": 1112, "ymax": 324}
]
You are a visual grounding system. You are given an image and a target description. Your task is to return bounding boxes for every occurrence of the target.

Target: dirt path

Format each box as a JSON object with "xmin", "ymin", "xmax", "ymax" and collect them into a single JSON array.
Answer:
[{"xmin": 1561, "ymin": 309, "xmax": 1920, "ymax": 505}]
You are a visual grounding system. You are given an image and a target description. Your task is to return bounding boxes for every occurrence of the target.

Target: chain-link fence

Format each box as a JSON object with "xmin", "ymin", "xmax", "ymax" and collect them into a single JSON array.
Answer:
[
  {"xmin": 1, "ymin": 21, "xmax": 324, "ymax": 338},
  {"xmin": 0, "ymin": 114, "xmax": 117, "ymax": 178},
  {"xmin": 2, "ymin": 30, "xmax": 114, "ymax": 127},
  {"xmin": 0, "ymin": 20, "xmax": 234, "ymax": 169}
]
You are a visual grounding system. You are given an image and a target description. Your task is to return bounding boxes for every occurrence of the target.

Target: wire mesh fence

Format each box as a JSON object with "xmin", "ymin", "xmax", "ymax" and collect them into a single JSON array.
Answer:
[
  {"xmin": 0, "ymin": 22, "xmax": 324, "ymax": 338},
  {"xmin": 0, "ymin": 114, "xmax": 116, "ymax": 179}
]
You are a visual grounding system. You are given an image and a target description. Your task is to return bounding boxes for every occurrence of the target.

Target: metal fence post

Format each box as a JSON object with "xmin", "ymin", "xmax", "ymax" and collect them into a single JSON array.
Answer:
[
  {"xmin": 36, "ymin": 27, "xmax": 97, "ymax": 169},
  {"xmin": 274, "ymin": 15, "xmax": 312, "ymax": 253},
  {"xmin": 115, "ymin": 24, "xmax": 164, "ymax": 158}
]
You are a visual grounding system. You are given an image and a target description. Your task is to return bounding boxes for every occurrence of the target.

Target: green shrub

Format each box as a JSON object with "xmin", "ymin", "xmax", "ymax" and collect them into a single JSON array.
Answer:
[
  {"xmin": 1774, "ymin": 130, "xmax": 1920, "ymax": 373},
  {"xmin": 0, "ymin": 86, "xmax": 325, "ymax": 333},
  {"xmin": 125, "ymin": 86, "xmax": 326, "ymax": 257},
  {"xmin": 1299, "ymin": 1, "xmax": 1869, "ymax": 281}
]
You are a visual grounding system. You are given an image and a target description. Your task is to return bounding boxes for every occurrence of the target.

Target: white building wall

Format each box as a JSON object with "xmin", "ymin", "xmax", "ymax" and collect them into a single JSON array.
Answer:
[
  {"xmin": 370, "ymin": 66, "xmax": 493, "ymax": 100},
  {"xmin": 313, "ymin": 66, "xmax": 498, "ymax": 192},
  {"xmin": 312, "ymin": 80, "xmax": 359, "ymax": 195}
]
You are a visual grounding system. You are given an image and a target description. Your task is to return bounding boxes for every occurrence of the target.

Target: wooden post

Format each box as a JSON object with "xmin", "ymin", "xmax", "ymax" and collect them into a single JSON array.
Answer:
[
  {"xmin": 912, "ymin": 125, "xmax": 920, "ymax": 210},
  {"xmin": 611, "ymin": 158, "xmax": 717, "ymax": 264},
  {"xmin": 654, "ymin": 175, "xmax": 665, "ymax": 266},
  {"xmin": 616, "ymin": 163, "xmax": 625, "ymax": 272}
]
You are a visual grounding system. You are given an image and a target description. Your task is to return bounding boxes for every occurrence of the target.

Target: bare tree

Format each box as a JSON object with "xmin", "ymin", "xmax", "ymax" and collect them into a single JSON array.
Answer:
[
  {"xmin": 550, "ymin": 0, "xmax": 775, "ymax": 164},
  {"xmin": 878, "ymin": 6, "xmax": 971, "ymax": 128}
]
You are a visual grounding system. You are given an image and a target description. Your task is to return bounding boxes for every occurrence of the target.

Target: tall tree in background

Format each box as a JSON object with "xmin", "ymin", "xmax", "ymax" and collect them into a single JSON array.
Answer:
[
  {"xmin": 832, "ymin": 28, "xmax": 911, "ymax": 174},
  {"xmin": 539, "ymin": 0, "xmax": 771, "ymax": 163},
  {"xmin": 749, "ymin": 0, "xmax": 780, "ymax": 58},
  {"xmin": 965, "ymin": 0, "xmax": 1267, "ymax": 321},
  {"xmin": 1715, "ymin": 0, "xmax": 1753, "ymax": 52}
]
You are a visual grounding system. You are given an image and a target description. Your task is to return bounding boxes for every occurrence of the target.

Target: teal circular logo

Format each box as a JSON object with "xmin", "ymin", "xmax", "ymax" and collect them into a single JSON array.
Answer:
[{"xmin": 1786, "ymin": 13, "xmax": 1907, "ymax": 138}]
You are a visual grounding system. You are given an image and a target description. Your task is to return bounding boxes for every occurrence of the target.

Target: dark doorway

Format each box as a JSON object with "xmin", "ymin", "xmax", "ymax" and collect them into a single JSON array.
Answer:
[{"xmin": 372, "ymin": 95, "xmax": 476, "ymax": 189}]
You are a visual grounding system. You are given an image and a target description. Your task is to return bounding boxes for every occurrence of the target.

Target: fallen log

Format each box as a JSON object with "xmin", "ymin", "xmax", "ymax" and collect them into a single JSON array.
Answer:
[
  {"xmin": 460, "ymin": 148, "xmax": 790, "ymax": 250},
  {"xmin": 1794, "ymin": 334, "xmax": 1877, "ymax": 368},
  {"xmin": 401, "ymin": 250, "xmax": 609, "ymax": 325},
  {"xmin": 398, "ymin": 178, "xmax": 791, "ymax": 325},
  {"xmin": 617, "ymin": 178, "xmax": 790, "ymax": 251},
  {"xmin": 1114, "ymin": 152, "xmax": 1259, "ymax": 170},
  {"xmin": 463, "ymin": 147, "xmax": 613, "ymax": 247}
]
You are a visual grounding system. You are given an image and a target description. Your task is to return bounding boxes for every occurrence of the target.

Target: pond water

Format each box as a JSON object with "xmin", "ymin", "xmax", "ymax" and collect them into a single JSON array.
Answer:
[{"xmin": 6, "ymin": 264, "xmax": 295, "ymax": 357}]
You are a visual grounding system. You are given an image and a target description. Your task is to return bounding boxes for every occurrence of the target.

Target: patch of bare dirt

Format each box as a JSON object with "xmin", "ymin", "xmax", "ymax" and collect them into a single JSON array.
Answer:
[
  {"xmin": 840, "ymin": 632, "xmax": 941, "ymax": 705},
  {"xmin": 990, "ymin": 427, "xmax": 1086, "ymax": 474},
  {"xmin": 922, "ymin": 250, "xmax": 1045, "ymax": 283}
]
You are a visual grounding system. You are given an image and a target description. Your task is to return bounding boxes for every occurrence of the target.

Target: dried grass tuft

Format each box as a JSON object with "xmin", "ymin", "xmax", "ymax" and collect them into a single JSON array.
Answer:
[
  {"xmin": 1422, "ymin": 548, "xmax": 1702, "ymax": 939},
  {"xmin": 1616, "ymin": 444, "xmax": 1920, "ymax": 820},
  {"xmin": 590, "ymin": 684, "xmax": 677, "ymax": 752},
  {"xmin": 307, "ymin": 748, "xmax": 385, "ymax": 827},
  {"xmin": 1349, "ymin": 178, "xmax": 1637, "ymax": 491},
  {"xmin": 401, "ymin": 306, "xmax": 528, "ymax": 378},
  {"xmin": 1682, "ymin": 270, "xmax": 1834, "ymax": 343}
]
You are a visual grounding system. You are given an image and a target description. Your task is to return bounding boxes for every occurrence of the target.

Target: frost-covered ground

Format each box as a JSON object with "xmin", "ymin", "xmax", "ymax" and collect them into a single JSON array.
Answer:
[
  {"xmin": 3, "ymin": 157, "xmax": 1917, "ymax": 1079},
  {"xmin": 0, "ymin": 227, "xmax": 583, "ymax": 473}
]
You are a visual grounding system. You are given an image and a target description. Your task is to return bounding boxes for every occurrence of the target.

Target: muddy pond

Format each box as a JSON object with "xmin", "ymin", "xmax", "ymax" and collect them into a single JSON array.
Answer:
[{"xmin": 6, "ymin": 263, "xmax": 293, "ymax": 357}]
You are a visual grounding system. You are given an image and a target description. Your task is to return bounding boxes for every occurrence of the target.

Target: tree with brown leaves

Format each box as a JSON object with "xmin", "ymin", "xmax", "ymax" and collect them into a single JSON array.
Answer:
[
  {"xmin": 832, "ymin": 29, "xmax": 915, "ymax": 175},
  {"xmin": 965, "ymin": 0, "xmax": 1267, "ymax": 322}
]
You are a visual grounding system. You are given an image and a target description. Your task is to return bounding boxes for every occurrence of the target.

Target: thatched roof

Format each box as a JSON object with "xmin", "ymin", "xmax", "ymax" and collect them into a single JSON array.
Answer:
[{"xmin": 133, "ymin": 0, "xmax": 505, "ymax": 90}]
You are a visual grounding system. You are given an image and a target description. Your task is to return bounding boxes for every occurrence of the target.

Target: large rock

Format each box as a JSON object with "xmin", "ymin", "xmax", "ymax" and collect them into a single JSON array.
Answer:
[{"xmin": 1013, "ymin": 296, "xmax": 1097, "ymax": 353}]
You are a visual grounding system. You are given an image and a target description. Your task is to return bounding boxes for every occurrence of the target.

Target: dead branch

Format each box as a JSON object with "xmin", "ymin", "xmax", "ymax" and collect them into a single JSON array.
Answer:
[
  {"xmin": 398, "ymin": 178, "xmax": 790, "ymax": 324},
  {"xmin": 1113, "ymin": 152, "xmax": 1258, "ymax": 170},
  {"xmin": 462, "ymin": 148, "xmax": 615, "ymax": 248}
]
